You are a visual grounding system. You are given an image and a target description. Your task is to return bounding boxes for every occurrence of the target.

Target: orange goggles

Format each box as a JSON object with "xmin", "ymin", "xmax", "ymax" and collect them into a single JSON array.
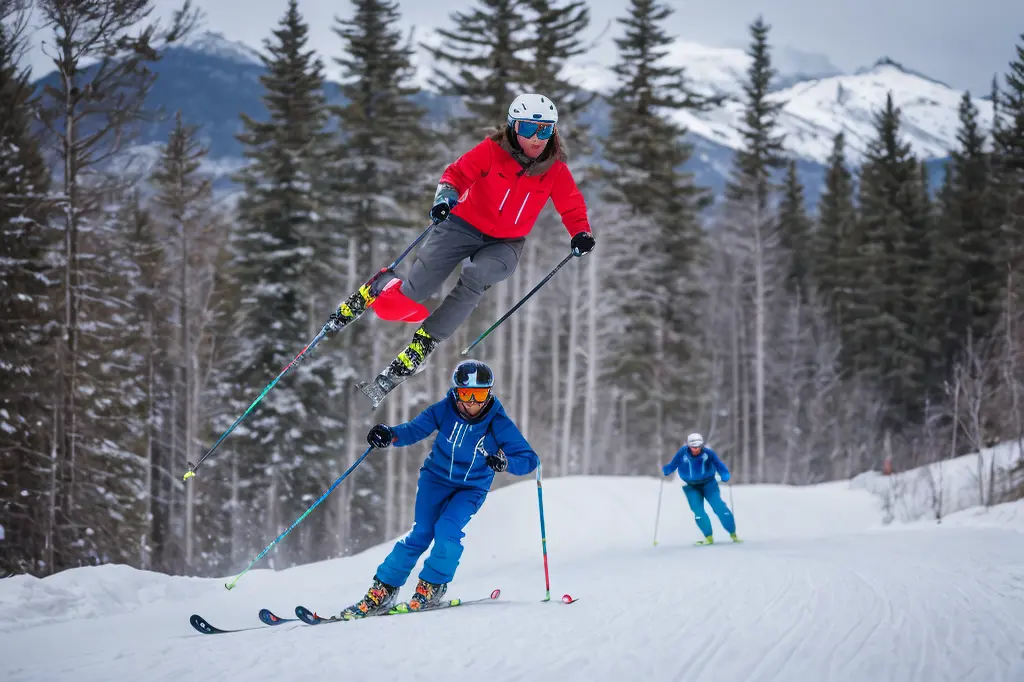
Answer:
[{"xmin": 455, "ymin": 387, "xmax": 490, "ymax": 403}]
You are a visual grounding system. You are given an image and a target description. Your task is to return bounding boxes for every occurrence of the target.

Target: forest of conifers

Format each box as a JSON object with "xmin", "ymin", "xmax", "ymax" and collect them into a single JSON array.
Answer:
[{"xmin": 2, "ymin": 0, "xmax": 1023, "ymax": 578}]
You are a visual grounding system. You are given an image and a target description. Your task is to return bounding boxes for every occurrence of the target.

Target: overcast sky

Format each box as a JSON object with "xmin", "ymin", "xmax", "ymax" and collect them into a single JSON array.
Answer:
[{"xmin": 19, "ymin": 0, "xmax": 1024, "ymax": 94}]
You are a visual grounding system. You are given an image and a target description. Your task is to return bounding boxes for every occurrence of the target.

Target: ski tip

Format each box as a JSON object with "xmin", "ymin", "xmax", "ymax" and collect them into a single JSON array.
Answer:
[
  {"xmin": 561, "ymin": 594, "xmax": 577, "ymax": 604},
  {"xmin": 490, "ymin": 588, "xmax": 501, "ymax": 600},
  {"xmin": 259, "ymin": 608, "xmax": 290, "ymax": 625},
  {"xmin": 190, "ymin": 614, "xmax": 223, "ymax": 634},
  {"xmin": 294, "ymin": 605, "xmax": 321, "ymax": 625}
]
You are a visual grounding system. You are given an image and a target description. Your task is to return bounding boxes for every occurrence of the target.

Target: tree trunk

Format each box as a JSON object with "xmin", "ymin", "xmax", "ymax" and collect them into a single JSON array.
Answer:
[
  {"xmin": 754, "ymin": 208, "xmax": 766, "ymax": 483},
  {"xmin": 582, "ymin": 246, "xmax": 598, "ymax": 474},
  {"xmin": 550, "ymin": 302, "xmax": 561, "ymax": 463},
  {"xmin": 560, "ymin": 267, "xmax": 580, "ymax": 476},
  {"xmin": 519, "ymin": 240, "xmax": 537, "ymax": 438}
]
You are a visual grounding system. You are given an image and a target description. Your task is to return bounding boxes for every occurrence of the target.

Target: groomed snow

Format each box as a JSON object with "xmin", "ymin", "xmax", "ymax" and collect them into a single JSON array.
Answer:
[{"xmin": 2, "ymin": 460, "xmax": 1023, "ymax": 681}]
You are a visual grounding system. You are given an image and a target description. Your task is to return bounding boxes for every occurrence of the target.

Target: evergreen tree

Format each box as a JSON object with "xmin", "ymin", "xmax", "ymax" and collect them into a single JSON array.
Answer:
[
  {"xmin": 992, "ymin": 34, "xmax": 1024, "ymax": 311},
  {"xmin": 424, "ymin": 0, "xmax": 533, "ymax": 134},
  {"xmin": 0, "ymin": 16, "xmax": 55, "ymax": 576},
  {"xmin": 777, "ymin": 160, "xmax": 812, "ymax": 301},
  {"xmin": 812, "ymin": 132, "xmax": 859, "ymax": 335},
  {"xmin": 933, "ymin": 92, "xmax": 999, "ymax": 378},
  {"xmin": 847, "ymin": 93, "xmax": 931, "ymax": 428},
  {"xmin": 527, "ymin": 0, "xmax": 596, "ymax": 144},
  {"xmin": 230, "ymin": 0, "xmax": 339, "ymax": 566},
  {"xmin": 329, "ymin": 0, "xmax": 432, "ymax": 550},
  {"xmin": 34, "ymin": 0, "xmax": 195, "ymax": 573},
  {"xmin": 725, "ymin": 17, "xmax": 786, "ymax": 206},
  {"xmin": 722, "ymin": 16, "xmax": 787, "ymax": 482},
  {"xmin": 600, "ymin": 0, "xmax": 713, "ymax": 468}
]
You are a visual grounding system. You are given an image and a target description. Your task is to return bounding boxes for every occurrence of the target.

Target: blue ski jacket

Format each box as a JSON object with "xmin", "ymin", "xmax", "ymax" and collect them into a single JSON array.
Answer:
[
  {"xmin": 662, "ymin": 446, "xmax": 730, "ymax": 484},
  {"xmin": 390, "ymin": 390, "xmax": 539, "ymax": 490}
]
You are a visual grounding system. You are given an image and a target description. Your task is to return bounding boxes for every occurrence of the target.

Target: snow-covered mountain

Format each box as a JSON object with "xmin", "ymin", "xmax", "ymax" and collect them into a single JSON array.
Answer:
[
  {"xmin": 31, "ymin": 32, "xmax": 985, "ymax": 204},
  {"xmin": 561, "ymin": 39, "xmax": 991, "ymax": 165}
]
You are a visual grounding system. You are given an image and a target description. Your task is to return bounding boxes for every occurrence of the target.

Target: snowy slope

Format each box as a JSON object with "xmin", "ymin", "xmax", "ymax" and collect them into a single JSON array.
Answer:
[{"xmin": 3, "ymin": 464, "xmax": 1023, "ymax": 682}]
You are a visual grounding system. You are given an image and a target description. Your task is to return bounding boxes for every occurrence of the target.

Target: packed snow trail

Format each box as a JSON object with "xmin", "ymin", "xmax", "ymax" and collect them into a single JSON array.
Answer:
[{"xmin": 2, "ymin": 476, "xmax": 1023, "ymax": 682}]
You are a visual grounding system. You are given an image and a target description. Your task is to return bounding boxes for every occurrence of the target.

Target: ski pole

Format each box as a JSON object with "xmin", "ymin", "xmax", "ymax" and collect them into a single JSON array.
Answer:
[
  {"xmin": 461, "ymin": 252, "xmax": 574, "ymax": 355},
  {"xmin": 536, "ymin": 463, "xmax": 552, "ymax": 601},
  {"xmin": 183, "ymin": 224, "xmax": 433, "ymax": 482},
  {"xmin": 535, "ymin": 463, "xmax": 576, "ymax": 604},
  {"xmin": 224, "ymin": 445, "xmax": 373, "ymax": 590},
  {"xmin": 183, "ymin": 330, "xmax": 328, "ymax": 481},
  {"xmin": 653, "ymin": 477, "xmax": 665, "ymax": 546}
]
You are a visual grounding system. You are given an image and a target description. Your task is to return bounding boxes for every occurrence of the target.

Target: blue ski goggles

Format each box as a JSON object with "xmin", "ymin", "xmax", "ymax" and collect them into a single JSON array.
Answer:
[{"xmin": 513, "ymin": 120, "xmax": 555, "ymax": 140}]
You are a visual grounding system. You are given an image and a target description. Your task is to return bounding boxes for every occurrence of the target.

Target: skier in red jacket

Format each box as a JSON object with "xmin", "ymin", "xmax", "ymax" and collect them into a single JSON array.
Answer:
[{"xmin": 358, "ymin": 93, "xmax": 595, "ymax": 406}]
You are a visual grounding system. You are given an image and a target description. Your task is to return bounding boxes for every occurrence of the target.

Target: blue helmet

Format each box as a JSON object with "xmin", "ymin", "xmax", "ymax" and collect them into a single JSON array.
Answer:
[{"xmin": 451, "ymin": 360, "xmax": 494, "ymax": 389}]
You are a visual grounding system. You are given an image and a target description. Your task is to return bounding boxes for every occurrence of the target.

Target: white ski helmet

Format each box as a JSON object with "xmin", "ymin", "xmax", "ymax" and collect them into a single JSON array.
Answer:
[
  {"xmin": 507, "ymin": 93, "xmax": 558, "ymax": 125},
  {"xmin": 687, "ymin": 433, "xmax": 704, "ymax": 448}
]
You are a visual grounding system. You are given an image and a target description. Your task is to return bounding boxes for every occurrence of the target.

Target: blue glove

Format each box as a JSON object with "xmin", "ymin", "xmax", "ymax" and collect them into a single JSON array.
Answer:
[{"xmin": 720, "ymin": 472, "xmax": 730, "ymax": 482}]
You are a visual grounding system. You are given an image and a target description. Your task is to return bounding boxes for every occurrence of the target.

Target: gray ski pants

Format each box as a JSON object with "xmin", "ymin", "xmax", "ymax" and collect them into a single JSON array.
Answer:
[{"xmin": 392, "ymin": 216, "xmax": 526, "ymax": 341}]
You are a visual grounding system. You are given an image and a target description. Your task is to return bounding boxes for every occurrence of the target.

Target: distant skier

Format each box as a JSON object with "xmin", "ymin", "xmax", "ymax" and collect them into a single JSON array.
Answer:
[
  {"xmin": 661, "ymin": 433, "xmax": 740, "ymax": 545},
  {"xmin": 351, "ymin": 92, "xmax": 595, "ymax": 406},
  {"xmin": 341, "ymin": 360, "xmax": 539, "ymax": 617}
]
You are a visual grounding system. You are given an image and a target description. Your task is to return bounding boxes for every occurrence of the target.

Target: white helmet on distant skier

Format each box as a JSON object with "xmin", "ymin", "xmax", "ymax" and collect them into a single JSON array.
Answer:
[
  {"xmin": 687, "ymin": 433, "xmax": 704, "ymax": 449},
  {"xmin": 507, "ymin": 93, "xmax": 558, "ymax": 126}
]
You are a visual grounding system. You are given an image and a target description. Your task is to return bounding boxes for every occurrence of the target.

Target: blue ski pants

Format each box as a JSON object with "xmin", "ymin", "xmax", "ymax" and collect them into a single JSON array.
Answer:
[
  {"xmin": 683, "ymin": 478, "xmax": 736, "ymax": 536},
  {"xmin": 375, "ymin": 467, "xmax": 487, "ymax": 586}
]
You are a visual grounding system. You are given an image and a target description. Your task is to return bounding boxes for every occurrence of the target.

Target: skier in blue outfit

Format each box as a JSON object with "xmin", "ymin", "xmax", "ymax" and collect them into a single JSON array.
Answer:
[
  {"xmin": 662, "ymin": 433, "xmax": 740, "ymax": 545},
  {"xmin": 342, "ymin": 359, "xmax": 539, "ymax": 617}
]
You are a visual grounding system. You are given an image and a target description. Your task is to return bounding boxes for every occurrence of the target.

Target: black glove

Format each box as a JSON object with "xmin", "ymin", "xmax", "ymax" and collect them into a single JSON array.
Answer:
[
  {"xmin": 367, "ymin": 423, "xmax": 395, "ymax": 448},
  {"xmin": 570, "ymin": 231, "xmax": 595, "ymax": 257},
  {"xmin": 429, "ymin": 200, "xmax": 452, "ymax": 224},
  {"xmin": 486, "ymin": 448, "xmax": 508, "ymax": 472}
]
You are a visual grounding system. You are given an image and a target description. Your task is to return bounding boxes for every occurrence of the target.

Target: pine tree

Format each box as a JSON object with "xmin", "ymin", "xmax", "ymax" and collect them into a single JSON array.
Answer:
[
  {"xmin": 600, "ymin": 0, "xmax": 713, "ymax": 471},
  {"xmin": 812, "ymin": 132, "xmax": 859, "ymax": 335},
  {"xmin": 34, "ymin": 0, "xmax": 196, "ymax": 573},
  {"xmin": 424, "ymin": 0, "xmax": 533, "ymax": 134},
  {"xmin": 777, "ymin": 160, "xmax": 812, "ymax": 301},
  {"xmin": 847, "ymin": 93, "xmax": 931, "ymax": 428},
  {"xmin": 329, "ymin": 0, "xmax": 432, "ymax": 550},
  {"xmin": 722, "ymin": 17, "xmax": 787, "ymax": 482},
  {"xmin": 0, "ymin": 15, "xmax": 55, "ymax": 576},
  {"xmin": 933, "ymin": 92, "xmax": 999, "ymax": 379},
  {"xmin": 229, "ymin": 0, "xmax": 338, "ymax": 567},
  {"xmin": 527, "ymin": 0, "xmax": 596, "ymax": 143}
]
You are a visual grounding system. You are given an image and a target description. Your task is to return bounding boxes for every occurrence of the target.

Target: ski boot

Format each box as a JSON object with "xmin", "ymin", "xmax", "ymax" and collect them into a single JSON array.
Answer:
[
  {"xmin": 340, "ymin": 576, "xmax": 400, "ymax": 620},
  {"xmin": 407, "ymin": 578, "xmax": 448, "ymax": 611},
  {"xmin": 359, "ymin": 326, "xmax": 440, "ymax": 408},
  {"xmin": 729, "ymin": 532, "xmax": 742, "ymax": 543},
  {"xmin": 695, "ymin": 535, "xmax": 714, "ymax": 546}
]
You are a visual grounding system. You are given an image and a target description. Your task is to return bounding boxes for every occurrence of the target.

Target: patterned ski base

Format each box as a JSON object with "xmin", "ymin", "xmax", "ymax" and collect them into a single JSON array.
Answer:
[{"xmin": 295, "ymin": 588, "xmax": 501, "ymax": 625}]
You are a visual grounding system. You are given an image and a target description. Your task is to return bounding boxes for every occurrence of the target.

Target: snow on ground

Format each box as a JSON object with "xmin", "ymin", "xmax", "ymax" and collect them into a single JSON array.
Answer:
[
  {"xmin": 2, "ymin": 462, "xmax": 1023, "ymax": 682},
  {"xmin": 852, "ymin": 440, "xmax": 1022, "ymax": 523}
]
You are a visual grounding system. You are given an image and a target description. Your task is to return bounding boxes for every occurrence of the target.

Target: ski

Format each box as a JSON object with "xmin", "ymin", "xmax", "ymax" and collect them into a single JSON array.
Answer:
[
  {"xmin": 295, "ymin": 588, "xmax": 501, "ymax": 625},
  {"xmin": 189, "ymin": 608, "xmax": 296, "ymax": 636}
]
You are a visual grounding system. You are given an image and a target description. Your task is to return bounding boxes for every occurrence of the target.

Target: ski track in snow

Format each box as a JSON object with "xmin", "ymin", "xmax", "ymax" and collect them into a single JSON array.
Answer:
[{"xmin": 1, "ymin": 476, "xmax": 1023, "ymax": 682}]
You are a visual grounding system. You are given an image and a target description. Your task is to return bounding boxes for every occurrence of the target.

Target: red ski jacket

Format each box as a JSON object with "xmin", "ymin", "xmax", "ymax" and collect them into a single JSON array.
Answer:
[{"xmin": 439, "ymin": 137, "xmax": 590, "ymax": 240}]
